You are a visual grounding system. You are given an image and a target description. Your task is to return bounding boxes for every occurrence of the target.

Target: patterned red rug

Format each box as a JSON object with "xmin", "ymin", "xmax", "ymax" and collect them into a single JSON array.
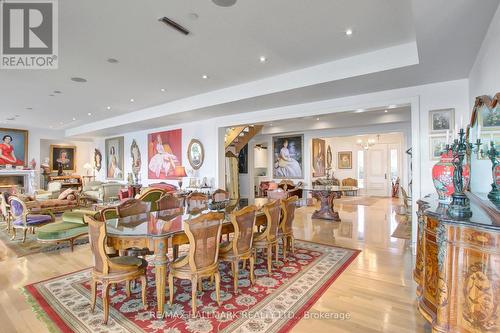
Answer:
[{"xmin": 24, "ymin": 241, "xmax": 359, "ymax": 333}]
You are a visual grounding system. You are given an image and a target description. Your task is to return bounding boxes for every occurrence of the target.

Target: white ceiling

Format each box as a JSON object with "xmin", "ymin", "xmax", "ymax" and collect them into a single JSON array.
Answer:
[{"xmin": 0, "ymin": 0, "xmax": 498, "ymax": 136}]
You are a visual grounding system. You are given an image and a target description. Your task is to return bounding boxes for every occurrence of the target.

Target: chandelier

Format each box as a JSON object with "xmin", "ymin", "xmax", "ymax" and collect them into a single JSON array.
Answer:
[{"xmin": 357, "ymin": 137, "xmax": 377, "ymax": 150}]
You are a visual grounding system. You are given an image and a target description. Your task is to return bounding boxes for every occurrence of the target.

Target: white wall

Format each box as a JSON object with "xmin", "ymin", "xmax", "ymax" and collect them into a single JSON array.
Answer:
[
  {"xmin": 94, "ymin": 119, "xmax": 218, "ymax": 188},
  {"xmin": 468, "ymin": 4, "xmax": 500, "ymax": 193}
]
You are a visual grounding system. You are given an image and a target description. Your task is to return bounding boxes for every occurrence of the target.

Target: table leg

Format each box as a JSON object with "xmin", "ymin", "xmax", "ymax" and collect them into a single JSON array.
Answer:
[
  {"xmin": 311, "ymin": 190, "xmax": 341, "ymax": 221},
  {"xmin": 153, "ymin": 239, "xmax": 168, "ymax": 319}
]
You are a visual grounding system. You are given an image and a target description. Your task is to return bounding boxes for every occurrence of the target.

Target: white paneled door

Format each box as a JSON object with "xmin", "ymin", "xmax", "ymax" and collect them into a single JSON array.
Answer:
[{"xmin": 365, "ymin": 144, "xmax": 389, "ymax": 196}]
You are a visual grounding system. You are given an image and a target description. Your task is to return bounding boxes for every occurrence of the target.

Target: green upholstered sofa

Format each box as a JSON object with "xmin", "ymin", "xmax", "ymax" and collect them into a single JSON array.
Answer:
[{"xmin": 36, "ymin": 209, "xmax": 97, "ymax": 251}]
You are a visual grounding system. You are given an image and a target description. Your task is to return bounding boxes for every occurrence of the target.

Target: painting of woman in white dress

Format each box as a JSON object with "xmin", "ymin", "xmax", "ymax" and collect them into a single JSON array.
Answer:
[
  {"xmin": 273, "ymin": 135, "xmax": 303, "ymax": 179},
  {"xmin": 148, "ymin": 129, "xmax": 182, "ymax": 179},
  {"xmin": 105, "ymin": 136, "xmax": 124, "ymax": 180}
]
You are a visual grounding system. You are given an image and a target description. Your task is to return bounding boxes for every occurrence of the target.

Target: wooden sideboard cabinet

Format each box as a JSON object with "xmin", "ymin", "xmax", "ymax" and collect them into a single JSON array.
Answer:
[{"xmin": 414, "ymin": 195, "xmax": 500, "ymax": 333}]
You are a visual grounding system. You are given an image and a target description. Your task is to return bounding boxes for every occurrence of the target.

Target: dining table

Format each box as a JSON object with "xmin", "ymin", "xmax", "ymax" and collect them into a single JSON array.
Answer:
[
  {"xmin": 104, "ymin": 199, "xmax": 269, "ymax": 319},
  {"xmin": 303, "ymin": 185, "xmax": 357, "ymax": 221}
]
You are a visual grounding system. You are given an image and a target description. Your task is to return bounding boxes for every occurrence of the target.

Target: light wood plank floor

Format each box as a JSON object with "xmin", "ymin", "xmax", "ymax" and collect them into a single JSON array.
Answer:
[{"xmin": 0, "ymin": 196, "xmax": 429, "ymax": 332}]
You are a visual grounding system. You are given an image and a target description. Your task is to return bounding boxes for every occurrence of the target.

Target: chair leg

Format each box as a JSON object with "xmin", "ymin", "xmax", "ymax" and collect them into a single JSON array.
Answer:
[
  {"xmin": 291, "ymin": 236, "xmax": 295, "ymax": 254},
  {"xmin": 191, "ymin": 276, "xmax": 198, "ymax": 316},
  {"xmin": 10, "ymin": 228, "xmax": 16, "ymax": 240},
  {"xmin": 198, "ymin": 278, "xmax": 203, "ymax": 292},
  {"xmin": 90, "ymin": 278, "xmax": 97, "ymax": 313},
  {"xmin": 233, "ymin": 260, "xmax": 239, "ymax": 294},
  {"xmin": 214, "ymin": 272, "xmax": 221, "ymax": 306},
  {"xmin": 267, "ymin": 245, "xmax": 272, "ymax": 276},
  {"xmin": 242, "ymin": 259, "xmax": 246, "ymax": 270},
  {"xmin": 168, "ymin": 273, "xmax": 174, "ymax": 306},
  {"xmin": 102, "ymin": 281, "xmax": 111, "ymax": 324},
  {"xmin": 282, "ymin": 237, "xmax": 288, "ymax": 261},
  {"xmin": 22, "ymin": 228, "xmax": 28, "ymax": 243},
  {"xmin": 249, "ymin": 254, "xmax": 255, "ymax": 285},
  {"xmin": 125, "ymin": 280, "xmax": 131, "ymax": 297},
  {"xmin": 140, "ymin": 275, "xmax": 147, "ymax": 310},
  {"xmin": 275, "ymin": 242, "xmax": 279, "ymax": 264},
  {"xmin": 210, "ymin": 275, "xmax": 214, "ymax": 285},
  {"xmin": 69, "ymin": 238, "xmax": 74, "ymax": 252}
]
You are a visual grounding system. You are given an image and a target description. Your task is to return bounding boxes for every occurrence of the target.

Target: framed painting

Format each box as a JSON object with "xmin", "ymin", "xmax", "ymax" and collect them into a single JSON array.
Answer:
[
  {"xmin": 105, "ymin": 137, "xmax": 124, "ymax": 180},
  {"xmin": 148, "ymin": 129, "xmax": 182, "ymax": 179},
  {"xmin": 130, "ymin": 139, "xmax": 141, "ymax": 180},
  {"xmin": 479, "ymin": 105, "xmax": 500, "ymax": 131},
  {"xmin": 50, "ymin": 145, "xmax": 76, "ymax": 172},
  {"xmin": 273, "ymin": 135, "xmax": 303, "ymax": 179},
  {"xmin": 429, "ymin": 135, "xmax": 447, "ymax": 160},
  {"xmin": 338, "ymin": 151, "xmax": 352, "ymax": 169},
  {"xmin": 429, "ymin": 109, "xmax": 454, "ymax": 133},
  {"xmin": 187, "ymin": 139, "xmax": 204, "ymax": 170},
  {"xmin": 477, "ymin": 133, "xmax": 500, "ymax": 160},
  {"xmin": 238, "ymin": 144, "xmax": 248, "ymax": 174},
  {"xmin": 0, "ymin": 128, "xmax": 28, "ymax": 167},
  {"xmin": 312, "ymin": 138, "xmax": 326, "ymax": 177},
  {"xmin": 94, "ymin": 148, "xmax": 102, "ymax": 172}
]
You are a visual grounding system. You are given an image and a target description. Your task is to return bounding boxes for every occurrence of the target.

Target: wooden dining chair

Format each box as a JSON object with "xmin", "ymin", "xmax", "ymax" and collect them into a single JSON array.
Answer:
[
  {"xmin": 186, "ymin": 192, "xmax": 208, "ymax": 214},
  {"xmin": 253, "ymin": 200, "xmax": 281, "ymax": 275},
  {"xmin": 116, "ymin": 198, "xmax": 151, "ymax": 218},
  {"xmin": 211, "ymin": 189, "xmax": 230, "ymax": 202},
  {"xmin": 219, "ymin": 205, "xmax": 257, "ymax": 293},
  {"xmin": 85, "ymin": 215, "xmax": 147, "ymax": 324},
  {"xmin": 279, "ymin": 196, "xmax": 299, "ymax": 261},
  {"xmin": 136, "ymin": 188, "xmax": 168, "ymax": 211},
  {"xmin": 156, "ymin": 193, "xmax": 182, "ymax": 211},
  {"xmin": 168, "ymin": 212, "xmax": 223, "ymax": 316}
]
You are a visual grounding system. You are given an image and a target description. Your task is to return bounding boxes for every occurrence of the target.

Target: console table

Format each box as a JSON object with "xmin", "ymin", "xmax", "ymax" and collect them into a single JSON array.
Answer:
[{"xmin": 414, "ymin": 194, "xmax": 499, "ymax": 332}]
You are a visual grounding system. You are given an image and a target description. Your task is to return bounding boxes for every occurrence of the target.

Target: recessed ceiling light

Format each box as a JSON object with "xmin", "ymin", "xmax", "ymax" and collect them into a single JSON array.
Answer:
[
  {"xmin": 269, "ymin": 123, "xmax": 273, "ymax": 126},
  {"xmin": 71, "ymin": 77, "xmax": 87, "ymax": 83},
  {"xmin": 345, "ymin": 29, "xmax": 353, "ymax": 36},
  {"xmin": 388, "ymin": 104, "xmax": 397, "ymax": 109},
  {"xmin": 130, "ymin": 98, "xmax": 135, "ymax": 102},
  {"xmin": 72, "ymin": 117, "xmax": 76, "ymax": 121},
  {"xmin": 384, "ymin": 110, "xmax": 388, "ymax": 113},
  {"xmin": 106, "ymin": 106, "xmax": 112, "ymax": 110},
  {"xmin": 212, "ymin": 0, "xmax": 237, "ymax": 7},
  {"xmin": 202, "ymin": 75, "xmax": 209, "ymax": 79},
  {"xmin": 160, "ymin": 88, "xmax": 166, "ymax": 92},
  {"xmin": 355, "ymin": 109, "xmax": 364, "ymax": 113},
  {"xmin": 25, "ymin": 107, "xmax": 32, "ymax": 110},
  {"xmin": 54, "ymin": 90, "xmax": 62, "ymax": 94},
  {"xmin": 259, "ymin": 56, "xmax": 267, "ymax": 63},
  {"xmin": 87, "ymin": 112, "xmax": 92, "ymax": 116},
  {"xmin": 316, "ymin": 117, "xmax": 320, "ymax": 121},
  {"xmin": 107, "ymin": 58, "xmax": 119, "ymax": 64}
]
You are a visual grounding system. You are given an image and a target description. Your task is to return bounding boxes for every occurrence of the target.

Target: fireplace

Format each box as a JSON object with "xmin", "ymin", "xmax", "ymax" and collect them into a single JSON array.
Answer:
[{"xmin": 0, "ymin": 170, "xmax": 38, "ymax": 194}]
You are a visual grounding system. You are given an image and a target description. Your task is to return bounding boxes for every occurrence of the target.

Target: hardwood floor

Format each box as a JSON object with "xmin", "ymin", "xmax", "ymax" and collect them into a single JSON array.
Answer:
[{"xmin": 0, "ymin": 197, "xmax": 428, "ymax": 332}]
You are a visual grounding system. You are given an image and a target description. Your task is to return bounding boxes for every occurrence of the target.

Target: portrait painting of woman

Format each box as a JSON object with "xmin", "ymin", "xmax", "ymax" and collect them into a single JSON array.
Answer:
[
  {"xmin": 50, "ymin": 145, "xmax": 76, "ymax": 172},
  {"xmin": 273, "ymin": 135, "xmax": 303, "ymax": 179},
  {"xmin": 148, "ymin": 129, "xmax": 181, "ymax": 179},
  {"xmin": 312, "ymin": 138, "xmax": 326, "ymax": 177},
  {"xmin": 94, "ymin": 149, "xmax": 102, "ymax": 172},
  {"xmin": 130, "ymin": 139, "xmax": 141, "ymax": 180},
  {"xmin": 105, "ymin": 137, "xmax": 124, "ymax": 180},
  {"xmin": 0, "ymin": 128, "xmax": 28, "ymax": 167}
]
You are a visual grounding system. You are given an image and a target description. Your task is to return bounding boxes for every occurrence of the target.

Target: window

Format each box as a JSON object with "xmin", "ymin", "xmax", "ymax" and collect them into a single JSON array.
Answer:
[{"xmin": 357, "ymin": 150, "xmax": 364, "ymax": 188}]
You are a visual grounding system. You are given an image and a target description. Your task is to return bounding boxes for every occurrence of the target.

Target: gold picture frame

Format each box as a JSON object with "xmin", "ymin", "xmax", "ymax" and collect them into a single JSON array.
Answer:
[
  {"xmin": 337, "ymin": 151, "xmax": 352, "ymax": 169},
  {"xmin": 187, "ymin": 139, "xmax": 204, "ymax": 170},
  {"xmin": 50, "ymin": 145, "xmax": 77, "ymax": 172},
  {"xmin": 0, "ymin": 127, "xmax": 28, "ymax": 167}
]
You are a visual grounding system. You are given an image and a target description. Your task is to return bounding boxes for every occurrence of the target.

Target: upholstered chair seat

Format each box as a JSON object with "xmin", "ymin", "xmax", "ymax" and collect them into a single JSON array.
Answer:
[
  {"xmin": 9, "ymin": 196, "xmax": 55, "ymax": 242},
  {"xmin": 13, "ymin": 214, "xmax": 52, "ymax": 226}
]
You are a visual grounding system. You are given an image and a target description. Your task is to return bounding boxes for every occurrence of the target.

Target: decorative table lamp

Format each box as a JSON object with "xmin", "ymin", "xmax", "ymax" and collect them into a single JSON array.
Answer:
[{"xmin": 174, "ymin": 166, "xmax": 187, "ymax": 189}]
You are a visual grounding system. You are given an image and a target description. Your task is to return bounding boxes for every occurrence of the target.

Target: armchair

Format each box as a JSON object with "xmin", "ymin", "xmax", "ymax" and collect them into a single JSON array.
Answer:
[
  {"xmin": 9, "ymin": 196, "xmax": 55, "ymax": 242},
  {"xmin": 82, "ymin": 181, "xmax": 123, "ymax": 203},
  {"xmin": 35, "ymin": 181, "xmax": 62, "ymax": 200}
]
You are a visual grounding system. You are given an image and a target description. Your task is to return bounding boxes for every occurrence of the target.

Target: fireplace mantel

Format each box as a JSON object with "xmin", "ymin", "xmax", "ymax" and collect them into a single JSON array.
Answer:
[{"xmin": 0, "ymin": 169, "xmax": 39, "ymax": 194}]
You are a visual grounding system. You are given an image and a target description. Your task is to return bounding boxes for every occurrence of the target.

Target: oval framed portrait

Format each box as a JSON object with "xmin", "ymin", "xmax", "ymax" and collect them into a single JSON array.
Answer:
[{"xmin": 187, "ymin": 139, "xmax": 204, "ymax": 170}]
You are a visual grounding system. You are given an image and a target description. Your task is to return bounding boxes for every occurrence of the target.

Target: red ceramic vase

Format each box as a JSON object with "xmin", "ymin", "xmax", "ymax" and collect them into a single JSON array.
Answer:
[{"xmin": 432, "ymin": 151, "xmax": 470, "ymax": 203}]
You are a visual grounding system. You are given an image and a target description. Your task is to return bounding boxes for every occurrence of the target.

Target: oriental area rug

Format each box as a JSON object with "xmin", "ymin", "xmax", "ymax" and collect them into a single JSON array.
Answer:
[{"xmin": 24, "ymin": 241, "xmax": 359, "ymax": 333}]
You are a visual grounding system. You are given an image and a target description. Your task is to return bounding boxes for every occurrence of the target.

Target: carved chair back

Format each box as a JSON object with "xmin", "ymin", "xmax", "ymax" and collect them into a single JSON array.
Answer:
[
  {"xmin": 230, "ymin": 205, "xmax": 257, "ymax": 256},
  {"xmin": 156, "ymin": 193, "xmax": 182, "ymax": 211},
  {"xmin": 137, "ymin": 188, "xmax": 167, "ymax": 211},
  {"xmin": 116, "ymin": 198, "xmax": 151, "ymax": 218},
  {"xmin": 86, "ymin": 215, "xmax": 110, "ymax": 274},
  {"xmin": 184, "ymin": 212, "xmax": 223, "ymax": 272},
  {"xmin": 280, "ymin": 195, "xmax": 298, "ymax": 235},
  {"xmin": 262, "ymin": 200, "xmax": 281, "ymax": 242},
  {"xmin": 342, "ymin": 177, "xmax": 358, "ymax": 187},
  {"xmin": 212, "ymin": 189, "xmax": 230, "ymax": 202},
  {"xmin": 186, "ymin": 192, "xmax": 208, "ymax": 213},
  {"xmin": 8, "ymin": 196, "xmax": 27, "ymax": 221}
]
